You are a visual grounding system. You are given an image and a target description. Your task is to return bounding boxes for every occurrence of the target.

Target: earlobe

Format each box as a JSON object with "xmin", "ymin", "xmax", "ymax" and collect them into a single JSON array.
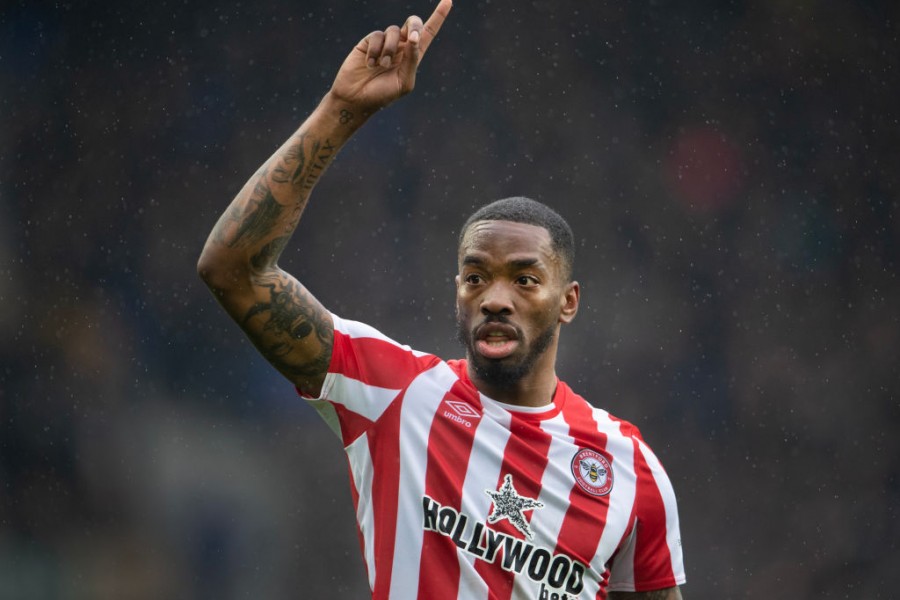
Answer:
[{"xmin": 559, "ymin": 281, "xmax": 580, "ymax": 324}]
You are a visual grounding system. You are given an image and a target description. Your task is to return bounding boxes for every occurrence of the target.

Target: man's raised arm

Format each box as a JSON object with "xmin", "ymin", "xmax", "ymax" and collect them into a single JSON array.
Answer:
[{"xmin": 197, "ymin": 0, "xmax": 452, "ymax": 395}]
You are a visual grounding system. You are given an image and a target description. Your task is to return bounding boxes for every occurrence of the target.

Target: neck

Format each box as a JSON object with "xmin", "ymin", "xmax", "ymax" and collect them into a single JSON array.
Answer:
[{"xmin": 467, "ymin": 349, "xmax": 560, "ymax": 408}]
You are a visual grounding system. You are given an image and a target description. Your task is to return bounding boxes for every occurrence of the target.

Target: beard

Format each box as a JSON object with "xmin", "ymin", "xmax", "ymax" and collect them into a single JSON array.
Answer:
[{"xmin": 456, "ymin": 315, "xmax": 556, "ymax": 389}]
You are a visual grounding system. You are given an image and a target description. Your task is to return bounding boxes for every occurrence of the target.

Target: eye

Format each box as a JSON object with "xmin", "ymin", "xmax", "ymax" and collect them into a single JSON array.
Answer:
[
  {"xmin": 465, "ymin": 273, "xmax": 484, "ymax": 285},
  {"xmin": 516, "ymin": 275, "xmax": 539, "ymax": 286}
]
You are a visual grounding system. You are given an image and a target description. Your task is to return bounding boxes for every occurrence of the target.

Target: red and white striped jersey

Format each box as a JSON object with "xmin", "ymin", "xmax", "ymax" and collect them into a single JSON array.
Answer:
[{"xmin": 302, "ymin": 314, "xmax": 686, "ymax": 599}]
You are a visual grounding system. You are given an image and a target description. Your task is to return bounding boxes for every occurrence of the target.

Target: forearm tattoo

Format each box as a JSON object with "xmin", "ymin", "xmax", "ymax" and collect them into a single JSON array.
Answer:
[
  {"xmin": 250, "ymin": 235, "xmax": 289, "ymax": 272},
  {"xmin": 213, "ymin": 131, "xmax": 338, "ymax": 254},
  {"xmin": 242, "ymin": 272, "xmax": 333, "ymax": 380},
  {"xmin": 299, "ymin": 139, "xmax": 337, "ymax": 191},
  {"xmin": 270, "ymin": 131, "xmax": 336, "ymax": 186},
  {"xmin": 271, "ymin": 132, "xmax": 308, "ymax": 186},
  {"xmin": 227, "ymin": 175, "xmax": 285, "ymax": 249}
]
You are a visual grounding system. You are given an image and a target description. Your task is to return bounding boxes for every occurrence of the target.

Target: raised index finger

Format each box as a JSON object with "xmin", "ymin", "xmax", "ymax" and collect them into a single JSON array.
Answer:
[{"xmin": 417, "ymin": 0, "xmax": 452, "ymax": 56}]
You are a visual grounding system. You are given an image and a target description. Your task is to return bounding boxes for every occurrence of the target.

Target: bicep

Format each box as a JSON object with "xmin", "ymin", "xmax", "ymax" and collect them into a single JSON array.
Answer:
[
  {"xmin": 608, "ymin": 586, "xmax": 682, "ymax": 600},
  {"xmin": 213, "ymin": 266, "xmax": 334, "ymax": 394}
]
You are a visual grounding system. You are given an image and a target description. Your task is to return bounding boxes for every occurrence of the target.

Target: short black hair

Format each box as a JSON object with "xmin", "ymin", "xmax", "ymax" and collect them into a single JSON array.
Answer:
[{"xmin": 459, "ymin": 196, "xmax": 575, "ymax": 281}]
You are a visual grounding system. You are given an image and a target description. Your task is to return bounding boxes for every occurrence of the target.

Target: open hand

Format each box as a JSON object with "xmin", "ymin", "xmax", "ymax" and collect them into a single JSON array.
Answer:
[{"xmin": 330, "ymin": 0, "xmax": 452, "ymax": 113}]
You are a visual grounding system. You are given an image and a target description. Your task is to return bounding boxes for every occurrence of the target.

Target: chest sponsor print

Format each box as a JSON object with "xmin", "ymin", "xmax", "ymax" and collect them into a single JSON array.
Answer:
[
  {"xmin": 422, "ymin": 491, "xmax": 587, "ymax": 596},
  {"xmin": 484, "ymin": 473, "xmax": 544, "ymax": 540}
]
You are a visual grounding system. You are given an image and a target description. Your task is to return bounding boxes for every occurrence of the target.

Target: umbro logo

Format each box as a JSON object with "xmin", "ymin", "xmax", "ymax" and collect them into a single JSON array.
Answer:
[
  {"xmin": 446, "ymin": 400, "xmax": 480, "ymax": 419},
  {"xmin": 441, "ymin": 400, "xmax": 481, "ymax": 428}
]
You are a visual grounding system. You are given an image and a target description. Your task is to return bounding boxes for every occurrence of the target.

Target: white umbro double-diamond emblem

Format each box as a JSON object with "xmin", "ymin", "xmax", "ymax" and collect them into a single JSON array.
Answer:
[
  {"xmin": 441, "ymin": 400, "xmax": 481, "ymax": 428},
  {"xmin": 446, "ymin": 400, "xmax": 480, "ymax": 419}
]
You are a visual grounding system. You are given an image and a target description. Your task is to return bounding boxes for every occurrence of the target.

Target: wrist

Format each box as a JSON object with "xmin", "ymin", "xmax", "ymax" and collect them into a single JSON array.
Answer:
[{"xmin": 317, "ymin": 91, "xmax": 376, "ymax": 136}]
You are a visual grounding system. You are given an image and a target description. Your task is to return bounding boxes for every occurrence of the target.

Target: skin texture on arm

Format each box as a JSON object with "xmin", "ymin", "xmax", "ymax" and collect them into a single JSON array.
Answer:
[
  {"xmin": 198, "ymin": 98, "xmax": 352, "ymax": 395},
  {"xmin": 197, "ymin": 0, "xmax": 452, "ymax": 395},
  {"xmin": 608, "ymin": 586, "xmax": 683, "ymax": 600}
]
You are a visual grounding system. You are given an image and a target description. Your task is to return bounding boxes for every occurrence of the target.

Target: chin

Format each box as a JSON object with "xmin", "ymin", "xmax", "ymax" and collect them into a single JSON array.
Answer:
[{"xmin": 471, "ymin": 357, "xmax": 530, "ymax": 388}]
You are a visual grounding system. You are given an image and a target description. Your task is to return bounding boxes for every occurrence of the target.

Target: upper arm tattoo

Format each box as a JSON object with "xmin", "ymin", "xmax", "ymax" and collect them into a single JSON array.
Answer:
[{"xmin": 241, "ymin": 270, "xmax": 334, "ymax": 388}]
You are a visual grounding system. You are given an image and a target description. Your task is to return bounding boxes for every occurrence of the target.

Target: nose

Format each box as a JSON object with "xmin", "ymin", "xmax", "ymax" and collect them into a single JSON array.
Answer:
[{"xmin": 480, "ymin": 282, "xmax": 514, "ymax": 316}]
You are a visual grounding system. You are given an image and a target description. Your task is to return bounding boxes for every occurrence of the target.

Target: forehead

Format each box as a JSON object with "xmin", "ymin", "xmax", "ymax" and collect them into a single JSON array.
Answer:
[{"xmin": 458, "ymin": 220, "xmax": 555, "ymax": 266}]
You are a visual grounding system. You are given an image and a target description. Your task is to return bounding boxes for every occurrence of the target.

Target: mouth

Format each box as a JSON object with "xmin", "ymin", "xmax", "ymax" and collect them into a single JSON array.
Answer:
[{"xmin": 474, "ymin": 322, "xmax": 520, "ymax": 360}]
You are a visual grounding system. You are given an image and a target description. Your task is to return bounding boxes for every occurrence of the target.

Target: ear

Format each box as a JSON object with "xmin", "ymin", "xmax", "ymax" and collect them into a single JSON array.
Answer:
[{"xmin": 559, "ymin": 281, "xmax": 580, "ymax": 324}]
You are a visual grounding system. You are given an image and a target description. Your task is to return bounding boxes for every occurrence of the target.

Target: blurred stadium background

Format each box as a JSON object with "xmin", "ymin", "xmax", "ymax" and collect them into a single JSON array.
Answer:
[{"xmin": 1, "ymin": 0, "xmax": 898, "ymax": 597}]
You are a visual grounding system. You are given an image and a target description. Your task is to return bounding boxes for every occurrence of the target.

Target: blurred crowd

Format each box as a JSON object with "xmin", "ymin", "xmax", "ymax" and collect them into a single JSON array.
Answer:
[{"xmin": 2, "ymin": 0, "xmax": 898, "ymax": 597}]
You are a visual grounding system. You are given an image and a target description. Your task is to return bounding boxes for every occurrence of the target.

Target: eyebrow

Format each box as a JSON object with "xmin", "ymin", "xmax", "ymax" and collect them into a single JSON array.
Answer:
[{"xmin": 461, "ymin": 255, "xmax": 543, "ymax": 270}]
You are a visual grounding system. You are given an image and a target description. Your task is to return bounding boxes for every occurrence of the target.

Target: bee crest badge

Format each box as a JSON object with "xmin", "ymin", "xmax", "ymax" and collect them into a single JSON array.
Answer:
[{"xmin": 571, "ymin": 448, "xmax": 614, "ymax": 497}]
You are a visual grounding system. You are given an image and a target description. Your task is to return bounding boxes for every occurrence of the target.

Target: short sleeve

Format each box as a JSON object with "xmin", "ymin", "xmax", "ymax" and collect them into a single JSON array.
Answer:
[
  {"xmin": 300, "ymin": 313, "xmax": 440, "ymax": 445},
  {"xmin": 607, "ymin": 437, "xmax": 686, "ymax": 592}
]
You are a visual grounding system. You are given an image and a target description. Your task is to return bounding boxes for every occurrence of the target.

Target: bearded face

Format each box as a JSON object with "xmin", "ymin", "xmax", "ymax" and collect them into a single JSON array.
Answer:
[
  {"xmin": 456, "ymin": 312, "xmax": 556, "ymax": 388},
  {"xmin": 455, "ymin": 220, "xmax": 577, "ymax": 394}
]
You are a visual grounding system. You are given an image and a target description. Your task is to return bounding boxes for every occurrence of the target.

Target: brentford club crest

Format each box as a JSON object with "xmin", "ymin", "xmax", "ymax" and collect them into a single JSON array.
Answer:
[{"xmin": 571, "ymin": 448, "xmax": 613, "ymax": 497}]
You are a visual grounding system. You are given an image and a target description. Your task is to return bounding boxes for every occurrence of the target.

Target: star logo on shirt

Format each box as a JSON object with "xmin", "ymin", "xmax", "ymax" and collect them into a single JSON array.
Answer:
[{"xmin": 484, "ymin": 474, "xmax": 544, "ymax": 540}]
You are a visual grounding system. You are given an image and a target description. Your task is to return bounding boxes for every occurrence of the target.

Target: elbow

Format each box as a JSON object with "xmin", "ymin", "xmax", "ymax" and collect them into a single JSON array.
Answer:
[
  {"xmin": 196, "ymin": 245, "xmax": 219, "ymax": 283},
  {"xmin": 197, "ymin": 244, "xmax": 247, "ymax": 292}
]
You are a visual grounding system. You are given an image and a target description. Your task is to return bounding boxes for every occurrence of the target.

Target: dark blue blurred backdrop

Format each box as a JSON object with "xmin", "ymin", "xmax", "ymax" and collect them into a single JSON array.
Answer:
[{"xmin": 1, "ymin": 0, "xmax": 898, "ymax": 597}]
